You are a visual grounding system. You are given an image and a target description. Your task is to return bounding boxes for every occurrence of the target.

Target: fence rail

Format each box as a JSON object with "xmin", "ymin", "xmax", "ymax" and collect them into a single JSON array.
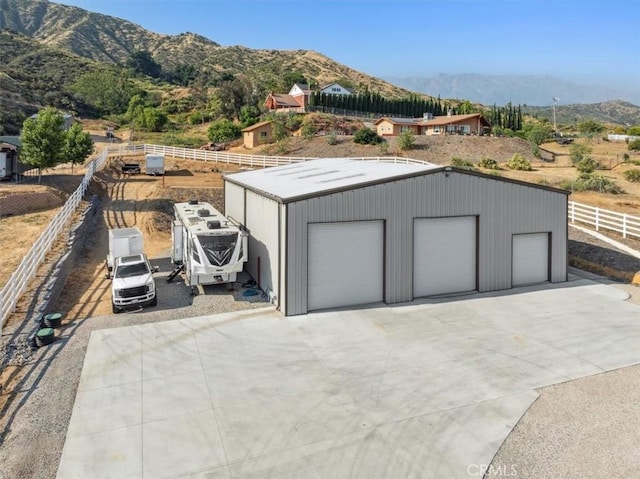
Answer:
[
  {"xmin": 568, "ymin": 201, "xmax": 640, "ymax": 239},
  {"xmin": 105, "ymin": 143, "xmax": 423, "ymax": 168}
]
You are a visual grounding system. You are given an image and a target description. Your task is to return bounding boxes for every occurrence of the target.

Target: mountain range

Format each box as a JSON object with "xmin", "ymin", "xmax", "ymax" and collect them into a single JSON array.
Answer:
[
  {"xmin": 0, "ymin": 0, "xmax": 638, "ymax": 133},
  {"xmin": 384, "ymin": 74, "xmax": 640, "ymax": 107}
]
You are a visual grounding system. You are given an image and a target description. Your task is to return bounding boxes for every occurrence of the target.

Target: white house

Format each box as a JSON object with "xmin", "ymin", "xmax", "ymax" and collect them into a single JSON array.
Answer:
[{"xmin": 319, "ymin": 83, "xmax": 355, "ymax": 95}]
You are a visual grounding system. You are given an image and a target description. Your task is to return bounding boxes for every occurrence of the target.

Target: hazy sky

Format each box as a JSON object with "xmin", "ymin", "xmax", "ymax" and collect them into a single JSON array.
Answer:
[{"xmin": 58, "ymin": 0, "xmax": 639, "ymax": 89}]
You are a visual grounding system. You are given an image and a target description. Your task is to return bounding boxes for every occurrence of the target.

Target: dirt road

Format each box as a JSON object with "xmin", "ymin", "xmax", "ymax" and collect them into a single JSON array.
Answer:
[{"xmin": 48, "ymin": 155, "xmax": 245, "ymax": 319}]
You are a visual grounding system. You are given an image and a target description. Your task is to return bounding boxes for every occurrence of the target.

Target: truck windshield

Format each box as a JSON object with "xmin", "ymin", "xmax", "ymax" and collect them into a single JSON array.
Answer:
[
  {"xmin": 197, "ymin": 233, "xmax": 237, "ymax": 266},
  {"xmin": 116, "ymin": 262, "xmax": 150, "ymax": 278}
]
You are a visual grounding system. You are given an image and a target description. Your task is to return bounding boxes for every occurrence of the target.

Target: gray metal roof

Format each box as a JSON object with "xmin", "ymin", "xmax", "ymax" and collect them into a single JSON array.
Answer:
[{"xmin": 225, "ymin": 158, "xmax": 438, "ymax": 202}]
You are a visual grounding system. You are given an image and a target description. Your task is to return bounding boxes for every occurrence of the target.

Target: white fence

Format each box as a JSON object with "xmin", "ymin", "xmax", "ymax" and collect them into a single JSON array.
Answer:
[
  {"xmin": 105, "ymin": 143, "xmax": 426, "ymax": 168},
  {"xmin": 569, "ymin": 201, "xmax": 640, "ymax": 239},
  {"xmin": 607, "ymin": 134, "xmax": 639, "ymax": 142}
]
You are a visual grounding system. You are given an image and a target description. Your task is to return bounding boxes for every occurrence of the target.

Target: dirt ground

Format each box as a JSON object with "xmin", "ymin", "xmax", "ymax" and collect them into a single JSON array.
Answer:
[{"xmin": 49, "ymin": 155, "xmax": 246, "ymax": 320}]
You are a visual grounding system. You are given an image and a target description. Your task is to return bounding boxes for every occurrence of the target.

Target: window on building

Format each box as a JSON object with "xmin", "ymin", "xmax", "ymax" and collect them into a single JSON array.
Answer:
[{"xmin": 260, "ymin": 131, "xmax": 268, "ymax": 137}]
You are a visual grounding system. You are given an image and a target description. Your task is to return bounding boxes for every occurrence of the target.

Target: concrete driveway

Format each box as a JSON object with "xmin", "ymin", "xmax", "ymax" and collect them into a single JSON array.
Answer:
[{"xmin": 57, "ymin": 278, "xmax": 640, "ymax": 479}]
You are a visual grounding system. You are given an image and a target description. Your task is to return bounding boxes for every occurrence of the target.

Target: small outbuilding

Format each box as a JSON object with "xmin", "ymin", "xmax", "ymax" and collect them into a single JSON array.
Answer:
[
  {"xmin": 224, "ymin": 158, "xmax": 568, "ymax": 316},
  {"xmin": 242, "ymin": 121, "xmax": 274, "ymax": 149}
]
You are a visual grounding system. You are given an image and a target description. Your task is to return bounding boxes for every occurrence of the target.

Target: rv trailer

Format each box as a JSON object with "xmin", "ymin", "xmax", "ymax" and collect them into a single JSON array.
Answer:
[{"xmin": 172, "ymin": 200, "xmax": 248, "ymax": 286}]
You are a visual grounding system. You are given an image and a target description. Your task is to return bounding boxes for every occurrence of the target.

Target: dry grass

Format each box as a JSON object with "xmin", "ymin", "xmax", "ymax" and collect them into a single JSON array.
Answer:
[{"xmin": 569, "ymin": 256, "xmax": 635, "ymax": 283}]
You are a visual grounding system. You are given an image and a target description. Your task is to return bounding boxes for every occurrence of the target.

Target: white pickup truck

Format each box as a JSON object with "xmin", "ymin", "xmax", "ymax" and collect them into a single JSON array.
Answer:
[
  {"xmin": 106, "ymin": 227, "xmax": 158, "ymax": 313},
  {"xmin": 110, "ymin": 254, "xmax": 158, "ymax": 313}
]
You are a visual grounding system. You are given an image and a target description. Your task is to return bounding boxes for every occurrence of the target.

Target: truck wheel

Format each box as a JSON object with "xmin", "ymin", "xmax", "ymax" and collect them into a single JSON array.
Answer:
[
  {"xmin": 112, "ymin": 302, "xmax": 121, "ymax": 314},
  {"xmin": 149, "ymin": 296, "xmax": 157, "ymax": 307}
]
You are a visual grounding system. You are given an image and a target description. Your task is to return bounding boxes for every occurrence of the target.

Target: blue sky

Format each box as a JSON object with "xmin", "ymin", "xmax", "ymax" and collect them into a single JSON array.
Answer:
[{"xmin": 58, "ymin": 0, "xmax": 639, "ymax": 89}]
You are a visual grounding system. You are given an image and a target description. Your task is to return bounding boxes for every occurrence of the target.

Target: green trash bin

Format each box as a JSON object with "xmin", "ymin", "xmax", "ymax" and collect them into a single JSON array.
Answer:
[
  {"xmin": 36, "ymin": 327, "xmax": 55, "ymax": 347},
  {"xmin": 44, "ymin": 312, "xmax": 63, "ymax": 328}
]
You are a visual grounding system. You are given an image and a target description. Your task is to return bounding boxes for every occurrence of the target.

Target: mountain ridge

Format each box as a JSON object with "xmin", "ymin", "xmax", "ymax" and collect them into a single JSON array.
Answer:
[
  {"xmin": 385, "ymin": 73, "xmax": 640, "ymax": 107},
  {"xmin": 0, "ymin": 0, "xmax": 638, "ymax": 131}
]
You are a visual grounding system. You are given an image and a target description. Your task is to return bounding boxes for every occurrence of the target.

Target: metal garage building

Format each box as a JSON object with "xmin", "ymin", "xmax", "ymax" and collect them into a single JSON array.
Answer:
[{"xmin": 224, "ymin": 158, "xmax": 568, "ymax": 316}]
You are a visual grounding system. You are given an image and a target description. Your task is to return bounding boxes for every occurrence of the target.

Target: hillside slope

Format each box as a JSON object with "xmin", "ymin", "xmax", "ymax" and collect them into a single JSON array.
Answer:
[{"xmin": 0, "ymin": 0, "xmax": 413, "ymax": 99}]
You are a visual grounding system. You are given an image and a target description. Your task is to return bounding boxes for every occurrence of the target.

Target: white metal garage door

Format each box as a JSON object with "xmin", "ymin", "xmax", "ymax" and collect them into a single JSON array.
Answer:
[
  {"xmin": 512, "ymin": 233, "xmax": 549, "ymax": 286},
  {"xmin": 414, "ymin": 216, "xmax": 476, "ymax": 297},
  {"xmin": 308, "ymin": 221, "xmax": 384, "ymax": 311}
]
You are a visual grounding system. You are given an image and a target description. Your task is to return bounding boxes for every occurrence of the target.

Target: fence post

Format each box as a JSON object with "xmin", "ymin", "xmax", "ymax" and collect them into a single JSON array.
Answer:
[
  {"xmin": 623, "ymin": 214, "xmax": 628, "ymax": 238},
  {"xmin": 568, "ymin": 202, "xmax": 573, "ymax": 223},
  {"xmin": 595, "ymin": 207, "xmax": 600, "ymax": 231}
]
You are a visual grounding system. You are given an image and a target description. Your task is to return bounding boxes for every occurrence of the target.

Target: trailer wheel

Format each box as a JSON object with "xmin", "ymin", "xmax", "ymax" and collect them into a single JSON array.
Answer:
[
  {"xmin": 112, "ymin": 302, "xmax": 121, "ymax": 314},
  {"xmin": 35, "ymin": 327, "xmax": 55, "ymax": 347}
]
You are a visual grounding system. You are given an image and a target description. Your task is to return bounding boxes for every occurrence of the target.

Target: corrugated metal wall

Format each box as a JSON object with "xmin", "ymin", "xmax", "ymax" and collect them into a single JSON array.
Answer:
[
  {"xmin": 286, "ymin": 171, "xmax": 567, "ymax": 315},
  {"xmin": 224, "ymin": 182, "xmax": 245, "ymax": 224},
  {"xmin": 245, "ymin": 191, "xmax": 280, "ymax": 303}
]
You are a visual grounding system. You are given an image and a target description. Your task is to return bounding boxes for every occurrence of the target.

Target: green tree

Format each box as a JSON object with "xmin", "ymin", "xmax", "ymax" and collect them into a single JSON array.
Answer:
[
  {"xmin": 627, "ymin": 126, "xmax": 640, "ymax": 136},
  {"xmin": 71, "ymin": 69, "xmax": 136, "ymax": 115},
  {"xmin": 207, "ymin": 119, "xmax": 240, "ymax": 143},
  {"xmin": 126, "ymin": 94, "xmax": 146, "ymax": 123},
  {"xmin": 521, "ymin": 122, "xmax": 553, "ymax": 146},
  {"xmin": 127, "ymin": 50, "xmax": 162, "ymax": 78},
  {"xmin": 271, "ymin": 118, "xmax": 289, "ymax": 142},
  {"xmin": 63, "ymin": 123, "xmax": 94, "ymax": 173},
  {"xmin": 398, "ymin": 130, "xmax": 415, "ymax": 150},
  {"xmin": 139, "ymin": 107, "xmax": 168, "ymax": 132},
  {"xmin": 281, "ymin": 72, "xmax": 307, "ymax": 91},
  {"xmin": 577, "ymin": 120, "xmax": 604, "ymax": 138},
  {"xmin": 239, "ymin": 105, "xmax": 260, "ymax": 128},
  {"xmin": 569, "ymin": 143, "xmax": 593, "ymax": 164},
  {"xmin": 20, "ymin": 107, "xmax": 66, "ymax": 183},
  {"xmin": 216, "ymin": 76, "xmax": 252, "ymax": 120}
]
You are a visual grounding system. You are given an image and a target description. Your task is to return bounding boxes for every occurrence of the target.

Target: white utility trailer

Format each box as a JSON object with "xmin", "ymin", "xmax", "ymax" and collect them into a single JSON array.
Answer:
[{"xmin": 145, "ymin": 154, "xmax": 165, "ymax": 176}]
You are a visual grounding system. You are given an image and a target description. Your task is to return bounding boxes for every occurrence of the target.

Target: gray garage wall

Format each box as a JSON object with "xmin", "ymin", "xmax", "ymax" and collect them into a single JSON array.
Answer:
[
  {"xmin": 285, "ymin": 170, "xmax": 567, "ymax": 315},
  {"xmin": 224, "ymin": 182, "xmax": 245, "ymax": 225},
  {"xmin": 245, "ymin": 190, "xmax": 281, "ymax": 304}
]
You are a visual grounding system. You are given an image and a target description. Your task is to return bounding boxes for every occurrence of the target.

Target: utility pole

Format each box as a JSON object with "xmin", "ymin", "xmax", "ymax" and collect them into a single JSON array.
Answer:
[{"xmin": 552, "ymin": 97, "xmax": 559, "ymax": 136}]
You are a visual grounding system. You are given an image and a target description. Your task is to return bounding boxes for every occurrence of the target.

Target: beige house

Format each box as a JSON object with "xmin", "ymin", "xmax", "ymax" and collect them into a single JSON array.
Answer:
[
  {"xmin": 242, "ymin": 121, "xmax": 274, "ymax": 149},
  {"xmin": 375, "ymin": 113, "xmax": 490, "ymax": 137}
]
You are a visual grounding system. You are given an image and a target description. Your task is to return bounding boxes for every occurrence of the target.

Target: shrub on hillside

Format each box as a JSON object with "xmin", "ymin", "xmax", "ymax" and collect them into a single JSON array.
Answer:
[
  {"xmin": 575, "ymin": 157, "xmax": 600, "ymax": 174},
  {"xmin": 629, "ymin": 139, "xmax": 640, "ymax": 151},
  {"xmin": 398, "ymin": 130, "xmax": 415, "ymax": 151},
  {"xmin": 478, "ymin": 157, "xmax": 499, "ymax": 169},
  {"xmin": 326, "ymin": 130, "xmax": 338, "ymax": 145},
  {"xmin": 507, "ymin": 154, "xmax": 532, "ymax": 171},
  {"xmin": 301, "ymin": 123, "xmax": 317, "ymax": 139},
  {"xmin": 623, "ymin": 169, "xmax": 640, "ymax": 183},
  {"xmin": 450, "ymin": 157, "xmax": 475, "ymax": 170},
  {"xmin": 561, "ymin": 174, "xmax": 621, "ymax": 194},
  {"xmin": 354, "ymin": 127, "xmax": 383, "ymax": 145}
]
